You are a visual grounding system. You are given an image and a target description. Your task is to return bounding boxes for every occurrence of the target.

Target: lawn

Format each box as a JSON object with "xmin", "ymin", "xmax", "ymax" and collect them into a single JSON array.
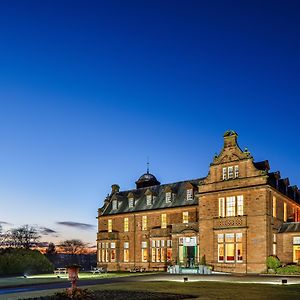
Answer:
[
  {"xmin": 0, "ymin": 272, "xmax": 140, "ymax": 288},
  {"xmin": 1, "ymin": 281, "xmax": 300, "ymax": 300}
]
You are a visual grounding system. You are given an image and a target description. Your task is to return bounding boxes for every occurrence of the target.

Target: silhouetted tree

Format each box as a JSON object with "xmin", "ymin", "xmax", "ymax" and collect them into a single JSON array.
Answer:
[
  {"xmin": 46, "ymin": 242, "xmax": 56, "ymax": 255},
  {"xmin": 59, "ymin": 239, "xmax": 87, "ymax": 254},
  {"xmin": 8, "ymin": 225, "xmax": 40, "ymax": 249}
]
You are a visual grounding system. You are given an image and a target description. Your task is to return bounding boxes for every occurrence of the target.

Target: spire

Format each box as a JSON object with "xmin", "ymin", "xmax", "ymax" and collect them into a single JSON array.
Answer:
[{"xmin": 147, "ymin": 156, "xmax": 150, "ymax": 174}]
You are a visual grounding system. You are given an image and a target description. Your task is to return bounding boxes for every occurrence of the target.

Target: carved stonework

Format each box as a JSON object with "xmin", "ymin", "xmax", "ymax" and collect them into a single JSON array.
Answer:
[{"xmin": 213, "ymin": 216, "xmax": 247, "ymax": 229}]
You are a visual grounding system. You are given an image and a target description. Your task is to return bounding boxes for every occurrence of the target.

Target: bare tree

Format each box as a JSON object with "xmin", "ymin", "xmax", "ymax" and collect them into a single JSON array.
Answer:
[
  {"xmin": 8, "ymin": 225, "xmax": 40, "ymax": 249},
  {"xmin": 46, "ymin": 242, "xmax": 56, "ymax": 255},
  {"xmin": 59, "ymin": 239, "xmax": 87, "ymax": 254}
]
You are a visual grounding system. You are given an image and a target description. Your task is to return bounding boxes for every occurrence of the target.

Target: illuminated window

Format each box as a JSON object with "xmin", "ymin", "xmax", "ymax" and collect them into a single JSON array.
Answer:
[
  {"xmin": 236, "ymin": 233, "xmax": 242, "ymax": 262},
  {"xmin": 142, "ymin": 248, "xmax": 148, "ymax": 262},
  {"xmin": 293, "ymin": 237, "xmax": 300, "ymax": 263},
  {"xmin": 272, "ymin": 196, "xmax": 277, "ymax": 218},
  {"xmin": 111, "ymin": 243, "xmax": 116, "ymax": 262},
  {"xmin": 129, "ymin": 197, "xmax": 134, "ymax": 208},
  {"xmin": 142, "ymin": 215, "xmax": 147, "ymax": 230},
  {"xmin": 218, "ymin": 197, "xmax": 225, "ymax": 217},
  {"xmin": 218, "ymin": 234, "xmax": 224, "ymax": 262},
  {"xmin": 234, "ymin": 165, "xmax": 239, "ymax": 178},
  {"xmin": 217, "ymin": 233, "xmax": 242, "ymax": 263},
  {"xmin": 183, "ymin": 211, "xmax": 189, "ymax": 223},
  {"xmin": 222, "ymin": 167, "xmax": 227, "ymax": 180},
  {"xmin": 151, "ymin": 247, "xmax": 156, "ymax": 262},
  {"xmin": 161, "ymin": 213, "xmax": 167, "ymax": 228},
  {"xmin": 146, "ymin": 194, "xmax": 152, "ymax": 206},
  {"xmin": 273, "ymin": 234, "xmax": 277, "ymax": 255},
  {"xmin": 167, "ymin": 248, "xmax": 172, "ymax": 262},
  {"xmin": 124, "ymin": 242, "xmax": 129, "ymax": 262},
  {"xmin": 225, "ymin": 233, "xmax": 235, "ymax": 262},
  {"xmin": 284, "ymin": 202, "xmax": 287, "ymax": 222},
  {"xmin": 228, "ymin": 166, "xmax": 234, "ymax": 179},
  {"xmin": 226, "ymin": 196, "xmax": 235, "ymax": 217},
  {"xmin": 161, "ymin": 248, "xmax": 165, "ymax": 262},
  {"xmin": 165, "ymin": 192, "xmax": 172, "ymax": 203},
  {"xmin": 124, "ymin": 217, "xmax": 129, "ymax": 232},
  {"xmin": 237, "ymin": 195, "xmax": 243, "ymax": 216},
  {"xmin": 186, "ymin": 189, "xmax": 193, "ymax": 201},
  {"xmin": 167, "ymin": 240, "xmax": 172, "ymax": 247},
  {"xmin": 108, "ymin": 219, "xmax": 112, "ymax": 232}
]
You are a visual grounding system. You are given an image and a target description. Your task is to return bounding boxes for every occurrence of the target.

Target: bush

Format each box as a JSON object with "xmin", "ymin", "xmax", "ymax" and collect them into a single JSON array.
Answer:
[
  {"xmin": 276, "ymin": 265, "xmax": 300, "ymax": 275},
  {"xmin": 200, "ymin": 254, "xmax": 206, "ymax": 266},
  {"xmin": 266, "ymin": 255, "xmax": 281, "ymax": 271},
  {"xmin": 0, "ymin": 248, "xmax": 54, "ymax": 275}
]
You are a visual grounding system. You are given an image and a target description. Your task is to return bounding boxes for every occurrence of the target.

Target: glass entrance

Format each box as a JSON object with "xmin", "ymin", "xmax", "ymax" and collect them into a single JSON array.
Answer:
[{"xmin": 178, "ymin": 237, "xmax": 197, "ymax": 267}]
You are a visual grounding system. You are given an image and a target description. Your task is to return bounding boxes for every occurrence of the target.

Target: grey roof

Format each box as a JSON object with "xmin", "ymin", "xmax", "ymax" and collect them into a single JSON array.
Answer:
[
  {"xmin": 102, "ymin": 178, "xmax": 204, "ymax": 215},
  {"xmin": 278, "ymin": 222, "xmax": 300, "ymax": 233}
]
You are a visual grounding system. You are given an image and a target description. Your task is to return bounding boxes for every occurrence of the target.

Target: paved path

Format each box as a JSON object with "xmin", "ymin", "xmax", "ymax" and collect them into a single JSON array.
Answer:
[{"xmin": 0, "ymin": 273, "xmax": 300, "ymax": 296}]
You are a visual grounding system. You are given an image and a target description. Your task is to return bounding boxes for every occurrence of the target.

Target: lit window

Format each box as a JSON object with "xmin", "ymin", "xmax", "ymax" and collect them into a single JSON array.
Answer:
[
  {"xmin": 225, "ymin": 233, "xmax": 235, "ymax": 262},
  {"xmin": 228, "ymin": 166, "xmax": 234, "ymax": 179},
  {"xmin": 108, "ymin": 219, "xmax": 112, "ymax": 232},
  {"xmin": 112, "ymin": 200, "xmax": 117, "ymax": 210},
  {"xmin": 272, "ymin": 196, "xmax": 277, "ymax": 218},
  {"xmin": 273, "ymin": 234, "xmax": 277, "ymax": 255},
  {"xmin": 183, "ymin": 211, "xmax": 189, "ymax": 223},
  {"xmin": 152, "ymin": 240, "xmax": 155, "ymax": 248},
  {"xmin": 167, "ymin": 240, "xmax": 172, "ymax": 248},
  {"xmin": 142, "ymin": 241, "xmax": 147, "ymax": 248},
  {"xmin": 161, "ymin": 248, "xmax": 165, "ymax": 262},
  {"xmin": 293, "ymin": 237, "xmax": 300, "ymax": 263},
  {"xmin": 226, "ymin": 196, "xmax": 236, "ymax": 217},
  {"xmin": 165, "ymin": 192, "xmax": 172, "ymax": 203},
  {"xmin": 218, "ymin": 197, "xmax": 225, "ymax": 217},
  {"xmin": 161, "ymin": 213, "xmax": 167, "ymax": 228},
  {"xmin": 142, "ymin": 215, "xmax": 147, "ymax": 231},
  {"xmin": 124, "ymin": 217, "xmax": 129, "ymax": 232},
  {"xmin": 156, "ymin": 240, "xmax": 160, "ymax": 247},
  {"xmin": 111, "ymin": 249, "xmax": 116, "ymax": 262},
  {"xmin": 237, "ymin": 195, "xmax": 243, "ymax": 216},
  {"xmin": 142, "ymin": 248, "xmax": 148, "ymax": 262},
  {"xmin": 218, "ymin": 233, "xmax": 242, "ymax": 263},
  {"xmin": 146, "ymin": 194, "xmax": 152, "ymax": 206},
  {"xmin": 222, "ymin": 167, "xmax": 227, "ymax": 180},
  {"xmin": 186, "ymin": 189, "xmax": 193, "ymax": 201},
  {"xmin": 167, "ymin": 248, "xmax": 172, "ymax": 262},
  {"xmin": 234, "ymin": 165, "xmax": 239, "ymax": 178},
  {"xmin": 284, "ymin": 202, "xmax": 287, "ymax": 222},
  {"xmin": 218, "ymin": 234, "xmax": 224, "ymax": 262},
  {"xmin": 151, "ymin": 247, "xmax": 156, "ymax": 262},
  {"xmin": 129, "ymin": 197, "xmax": 134, "ymax": 208}
]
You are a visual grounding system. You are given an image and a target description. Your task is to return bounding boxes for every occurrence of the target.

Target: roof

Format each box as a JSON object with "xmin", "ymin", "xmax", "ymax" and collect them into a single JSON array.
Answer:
[
  {"xmin": 101, "ymin": 178, "xmax": 204, "ymax": 216},
  {"xmin": 278, "ymin": 222, "xmax": 300, "ymax": 233}
]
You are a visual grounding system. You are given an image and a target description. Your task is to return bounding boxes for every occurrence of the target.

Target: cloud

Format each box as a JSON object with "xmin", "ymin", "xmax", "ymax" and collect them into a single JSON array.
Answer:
[
  {"xmin": 0, "ymin": 221, "xmax": 11, "ymax": 225},
  {"xmin": 40, "ymin": 227, "xmax": 58, "ymax": 236},
  {"xmin": 56, "ymin": 221, "xmax": 95, "ymax": 231}
]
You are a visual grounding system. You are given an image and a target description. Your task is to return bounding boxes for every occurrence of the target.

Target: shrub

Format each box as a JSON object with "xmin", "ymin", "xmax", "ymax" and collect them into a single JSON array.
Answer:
[
  {"xmin": 200, "ymin": 254, "xmax": 206, "ymax": 266},
  {"xmin": 266, "ymin": 255, "xmax": 281, "ymax": 271},
  {"xmin": 0, "ymin": 248, "xmax": 54, "ymax": 275},
  {"xmin": 276, "ymin": 265, "xmax": 300, "ymax": 275}
]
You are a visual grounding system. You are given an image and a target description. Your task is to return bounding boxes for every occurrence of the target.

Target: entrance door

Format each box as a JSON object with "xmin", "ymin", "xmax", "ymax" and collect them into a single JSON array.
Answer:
[{"xmin": 186, "ymin": 246, "xmax": 196, "ymax": 267}]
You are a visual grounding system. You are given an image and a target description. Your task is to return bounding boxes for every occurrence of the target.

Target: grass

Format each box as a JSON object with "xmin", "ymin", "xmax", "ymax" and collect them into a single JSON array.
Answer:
[
  {"xmin": 0, "ymin": 272, "xmax": 144, "ymax": 288},
  {"xmin": 1, "ymin": 281, "xmax": 300, "ymax": 300}
]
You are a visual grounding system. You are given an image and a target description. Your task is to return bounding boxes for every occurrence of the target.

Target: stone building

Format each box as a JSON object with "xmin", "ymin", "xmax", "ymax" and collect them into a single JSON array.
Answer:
[{"xmin": 97, "ymin": 130, "xmax": 300, "ymax": 273}]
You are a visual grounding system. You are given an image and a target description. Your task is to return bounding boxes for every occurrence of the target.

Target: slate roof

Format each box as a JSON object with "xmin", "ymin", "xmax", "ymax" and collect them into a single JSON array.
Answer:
[
  {"xmin": 278, "ymin": 222, "xmax": 300, "ymax": 233},
  {"xmin": 102, "ymin": 178, "xmax": 204, "ymax": 216}
]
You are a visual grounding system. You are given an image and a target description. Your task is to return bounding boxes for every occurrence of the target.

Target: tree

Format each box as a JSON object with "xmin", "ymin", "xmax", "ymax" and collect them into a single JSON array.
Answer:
[
  {"xmin": 59, "ymin": 239, "xmax": 87, "ymax": 254},
  {"xmin": 8, "ymin": 225, "xmax": 40, "ymax": 249},
  {"xmin": 46, "ymin": 242, "xmax": 56, "ymax": 255}
]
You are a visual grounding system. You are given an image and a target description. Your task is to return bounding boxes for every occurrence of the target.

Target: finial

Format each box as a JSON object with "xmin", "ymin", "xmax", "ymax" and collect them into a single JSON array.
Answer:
[{"xmin": 147, "ymin": 156, "xmax": 150, "ymax": 174}]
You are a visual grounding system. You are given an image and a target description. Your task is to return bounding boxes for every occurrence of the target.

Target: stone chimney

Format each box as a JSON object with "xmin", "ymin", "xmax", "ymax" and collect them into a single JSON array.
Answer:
[
  {"xmin": 111, "ymin": 184, "xmax": 120, "ymax": 194},
  {"xmin": 223, "ymin": 130, "xmax": 238, "ymax": 148}
]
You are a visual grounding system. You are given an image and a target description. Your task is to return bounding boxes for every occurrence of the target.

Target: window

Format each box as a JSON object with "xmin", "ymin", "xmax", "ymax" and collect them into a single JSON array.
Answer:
[
  {"xmin": 228, "ymin": 166, "xmax": 234, "ymax": 179},
  {"xmin": 167, "ymin": 248, "xmax": 172, "ymax": 262},
  {"xmin": 293, "ymin": 237, "xmax": 300, "ymax": 263},
  {"xmin": 284, "ymin": 202, "xmax": 287, "ymax": 222},
  {"xmin": 226, "ymin": 196, "xmax": 236, "ymax": 217},
  {"xmin": 146, "ymin": 194, "xmax": 152, "ymax": 206},
  {"xmin": 222, "ymin": 167, "xmax": 227, "ymax": 180},
  {"xmin": 237, "ymin": 195, "xmax": 243, "ymax": 216},
  {"xmin": 112, "ymin": 200, "xmax": 117, "ymax": 210},
  {"xmin": 129, "ymin": 197, "xmax": 134, "ymax": 208},
  {"xmin": 234, "ymin": 165, "xmax": 239, "ymax": 178},
  {"xmin": 272, "ymin": 196, "xmax": 277, "ymax": 218},
  {"xmin": 219, "ymin": 197, "xmax": 225, "ymax": 217},
  {"xmin": 142, "ymin": 215, "xmax": 147, "ymax": 230},
  {"xmin": 186, "ymin": 189, "xmax": 193, "ymax": 201},
  {"xmin": 165, "ymin": 192, "xmax": 172, "ymax": 203},
  {"xmin": 124, "ymin": 217, "xmax": 129, "ymax": 232},
  {"xmin": 167, "ymin": 239, "xmax": 172, "ymax": 248},
  {"xmin": 217, "ymin": 233, "xmax": 242, "ymax": 263},
  {"xmin": 183, "ymin": 211, "xmax": 189, "ymax": 223},
  {"xmin": 141, "ymin": 241, "xmax": 148, "ymax": 262},
  {"xmin": 108, "ymin": 219, "xmax": 112, "ymax": 232},
  {"xmin": 151, "ymin": 247, "xmax": 156, "ymax": 262},
  {"xmin": 161, "ymin": 213, "xmax": 167, "ymax": 228},
  {"xmin": 142, "ymin": 241, "xmax": 147, "ymax": 248},
  {"xmin": 124, "ymin": 242, "xmax": 129, "ymax": 262},
  {"xmin": 111, "ymin": 243, "xmax": 116, "ymax": 262}
]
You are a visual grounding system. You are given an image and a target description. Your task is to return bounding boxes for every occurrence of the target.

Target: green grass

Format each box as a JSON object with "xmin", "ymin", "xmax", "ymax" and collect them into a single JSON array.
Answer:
[
  {"xmin": 0, "ymin": 272, "xmax": 143, "ymax": 288},
  {"xmin": 1, "ymin": 281, "xmax": 300, "ymax": 300}
]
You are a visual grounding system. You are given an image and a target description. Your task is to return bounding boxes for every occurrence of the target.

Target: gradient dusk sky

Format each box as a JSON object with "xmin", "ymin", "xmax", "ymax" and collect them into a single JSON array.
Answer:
[{"xmin": 0, "ymin": 0, "xmax": 300, "ymax": 246}]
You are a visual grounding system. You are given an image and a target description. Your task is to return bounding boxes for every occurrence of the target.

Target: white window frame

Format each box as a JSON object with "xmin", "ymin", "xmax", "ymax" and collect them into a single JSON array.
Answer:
[
  {"xmin": 226, "ymin": 196, "xmax": 236, "ymax": 217},
  {"xmin": 228, "ymin": 166, "xmax": 234, "ymax": 179},
  {"xmin": 186, "ymin": 189, "xmax": 193, "ymax": 201},
  {"xmin": 183, "ymin": 211, "xmax": 189, "ymax": 223},
  {"xmin": 218, "ymin": 197, "xmax": 225, "ymax": 217},
  {"xmin": 222, "ymin": 167, "xmax": 227, "ymax": 180},
  {"xmin": 165, "ymin": 192, "xmax": 172, "ymax": 203},
  {"xmin": 128, "ymin": 197, "xmax": 134, "ymax": 208},
  {"xmin": 234, "ymin": 165, "xmax": 239, "ymax": 178},
  {"xmin": 237, "ymin": 195, "xmax": 243, "ymax": 216},
  {"xmin": 146, "ymin": 194, "xmax": 152, "ymax": 206}
]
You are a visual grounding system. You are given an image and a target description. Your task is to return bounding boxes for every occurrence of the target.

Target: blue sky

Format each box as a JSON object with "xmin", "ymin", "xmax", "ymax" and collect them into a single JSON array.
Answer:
[{"xmin": 0, "ymin": 0, "xmax": 299, "ymax": 245}]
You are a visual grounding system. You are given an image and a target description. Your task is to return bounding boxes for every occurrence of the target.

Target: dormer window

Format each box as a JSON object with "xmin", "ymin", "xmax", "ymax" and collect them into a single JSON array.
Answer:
[
  {"xmin": 165, "ymin": 192, "xmax": 172, "ymax": 203},
  {"xmin": 129, "ymin": 197, "xmax": 134, "ymax": 208},
  {"xmin": 186, "ymin": 189, "xmax": 193, "ymax": 201},
  {"xmin": 112, "ymin": 200, "xmax": 118, "ymax": 210},
  {"xmin": 146, "ymin": 194, "xmax": 152, "ymax": 206}
]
